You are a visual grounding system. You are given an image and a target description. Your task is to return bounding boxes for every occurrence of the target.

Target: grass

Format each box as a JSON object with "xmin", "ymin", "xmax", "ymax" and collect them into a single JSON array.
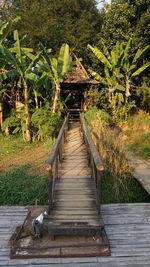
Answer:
[
  {"xmin": 124, "ymin": 111, "xmax": 150, "ymax": 159},
  {"xmin": 0, "ymin": 133, "xmax": 55, "ymax": 157},
  {"xmin": 100, "ymin": 171, "xmax": 150, "ymax": 204},
  {"xmin": 0, "ymin": 133, "xmax": 31, "ymax": 157},
  {"xmin": 129, "ymin": 133, "xmax": 150, "ymax": 159},
  {"xmin": 0, "ymin": 164, "xmax": 48, "ymax": 205}
]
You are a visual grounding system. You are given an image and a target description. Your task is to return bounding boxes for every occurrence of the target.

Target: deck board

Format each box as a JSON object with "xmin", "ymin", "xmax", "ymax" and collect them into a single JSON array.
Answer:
[
  {"xmin": 128, "ymin": 157, "xmax": 150, "ymax": 194},
  {"xmin": 1, "ymin": 203, "xmax": 150, "ymax": 266}
]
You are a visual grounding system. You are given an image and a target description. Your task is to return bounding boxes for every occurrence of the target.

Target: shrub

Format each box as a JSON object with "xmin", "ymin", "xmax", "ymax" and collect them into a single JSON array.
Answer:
[{"xmin": 31, "ymin": 102, "xmax": 62, "ymax": 140}]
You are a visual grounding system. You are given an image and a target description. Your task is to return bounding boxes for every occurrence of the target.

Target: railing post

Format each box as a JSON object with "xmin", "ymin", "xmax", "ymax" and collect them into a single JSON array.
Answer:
[{"xmin": 48, "ymin": 165, "xmax": 53, "ymax": 215}]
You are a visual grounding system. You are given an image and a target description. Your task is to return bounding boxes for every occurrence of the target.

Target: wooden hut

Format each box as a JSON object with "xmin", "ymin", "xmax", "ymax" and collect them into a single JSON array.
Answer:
[{"xmin": 61, "ymin": 53, "xmax": 99, "ymax": 110}]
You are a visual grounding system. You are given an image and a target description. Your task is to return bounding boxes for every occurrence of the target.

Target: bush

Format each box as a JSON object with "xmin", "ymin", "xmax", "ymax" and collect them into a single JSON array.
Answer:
[
  {"xmin": 31, "ymin": 102, "xmax": 62, "ymax": 140},
  {"xmin": 85, "ymin": 107, "xmax": 112, "ymax": 126}
]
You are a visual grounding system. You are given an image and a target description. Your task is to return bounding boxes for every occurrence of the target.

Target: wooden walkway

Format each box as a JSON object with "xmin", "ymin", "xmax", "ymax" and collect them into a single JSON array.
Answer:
[
  {"xmin": 1, "ymin": 203, "xmax": 150, "ymax": 266},
  {"xmin": 45, "ymin": 121, "xmax": 103, "ymax": 234},
  {"xmin": 129, "ymin": 157, "xmax": 150, "ymax": 194}
]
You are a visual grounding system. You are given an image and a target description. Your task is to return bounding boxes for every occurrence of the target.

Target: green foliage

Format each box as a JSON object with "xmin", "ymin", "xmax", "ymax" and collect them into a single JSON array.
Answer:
[
  {"xmin": 0, "ymin": 165, "xmax": 48, "ymax": 205},
  {"xmin": 2, "ymin": 109, "xmax": 22, "ymax": 134},
  {"xmin": 99, "ymin": 0, "xmax": 150, "ymax": 51},
  {"xmin": 136, "ymin": 83, "xmax": 150, "ymax": 111},
  {"xmin": 2, "ymin": 0, "xmax": 102, "ymax": 56},
  {"xmin": 0, "ymin": 17, "xmax": 20, "ymax": 44},
  {"xmin": 88, "ymin": 40, "xmax": 150, "ymax": 120},
  {"xmin": 85, "ymin": 107, "xmax": 112, "ymax": 126},
  {"xmin": 31, "ymin": 103, "xmax": 62, "ymax": 139},
  {"xmin": 85, "ymin": 108, "xmax": 150, "ymax": 203},
  {"xmin": 100, "ymin": 171, "xmax": 150, "ymax": 203}
]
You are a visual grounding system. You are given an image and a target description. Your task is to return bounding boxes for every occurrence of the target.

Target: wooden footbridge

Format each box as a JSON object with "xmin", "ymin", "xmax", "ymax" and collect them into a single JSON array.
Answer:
[
  {"xmin": 44, "ymin": 112, "xmax": 105, "ymax": 238},
  {"xmin": 9, "ymin": 111, "xmax": 110, "ymax": 258}
]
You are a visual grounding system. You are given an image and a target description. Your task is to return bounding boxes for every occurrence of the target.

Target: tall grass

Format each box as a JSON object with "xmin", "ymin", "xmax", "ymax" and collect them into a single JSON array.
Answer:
[
  {"xmin": 124, "ymin": 111, "xmax": 150, "ymax": 159},
  {"xmin": 85, "ymin": 108, "xmax": 150, "ymax": 203}
]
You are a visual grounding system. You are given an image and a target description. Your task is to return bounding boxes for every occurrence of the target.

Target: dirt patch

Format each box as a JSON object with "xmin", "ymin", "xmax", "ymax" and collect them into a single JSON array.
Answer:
[{"xmin": 0, "ymin": 144, "xmax": 51, "ymax": 176}]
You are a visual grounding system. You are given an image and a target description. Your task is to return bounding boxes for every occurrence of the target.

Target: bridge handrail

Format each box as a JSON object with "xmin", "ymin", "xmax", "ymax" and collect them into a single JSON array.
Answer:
[
  {"xmin": 80, "ymin": 113, "xmax": 104, "ymax": 214},
  {"xmin": 48, "ymin": 113, "xmax": 69, "ymax": 214},
  {"xmin": 80, "ymin": 114, "xmax": 104, "ymax": 171}
]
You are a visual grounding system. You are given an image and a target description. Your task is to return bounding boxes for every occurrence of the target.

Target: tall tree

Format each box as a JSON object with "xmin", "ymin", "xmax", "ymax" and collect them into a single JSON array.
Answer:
[
  {"xmin": 98, "ymin": 0, "xmax": 150, "ymax": 50},
  {"xmin": 1, "ymin": 0, "xmax": 103, "ymax": 56}
]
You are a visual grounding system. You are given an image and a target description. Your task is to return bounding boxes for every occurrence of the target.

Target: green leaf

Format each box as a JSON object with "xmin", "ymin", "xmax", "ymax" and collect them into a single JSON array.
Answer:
[
  {"xmin": 133, "ymin": 45, "xmax": 150, "ymax": 64},
  {"xmin": 88, "ymin": 68, "xmax": 107, "ymax": 85},
  {"xmin": 88, "ymin": 44, "xmax": 112, "ymax": 69},
  {"xmin": 132, "ymin": 62, "xmax": 150, "ymax": 77},
  {"xmin": 0, "ymin": 46, "xmax": 20, "ymax": 69},
  {"xmin": 0, "ymin": 17, "xmax": 20, "ymax": 44},
  {"xmin": 25, "ymin": 51, "xmax": 42, "ymax": 74},
  {"xmin": 117, "ymin": 93, "xmax": 124, "ymax": 103},
  {"xmin": 116, "ymin": 84, "xmax": 125, "ymax": 92},
  {"xmin": 13, "ymin": 30, "xmax": 21, "ymax": 59},
  {"xmin": 58, "ymin": 43, "xmax": 72, "ymax": 77},
  {"xmin": 13, "ymin": 127, "xmax": 21, "ymax": 134},
  {"xmin": 0, "ymin": 69, "xmax": 19, "ymax": 82}
]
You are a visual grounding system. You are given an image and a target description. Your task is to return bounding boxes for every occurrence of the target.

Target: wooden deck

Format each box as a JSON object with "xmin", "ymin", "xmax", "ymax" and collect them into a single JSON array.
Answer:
[{"xmin": 1, "ymin": 203, "xmax": 150, "ymax": 266}]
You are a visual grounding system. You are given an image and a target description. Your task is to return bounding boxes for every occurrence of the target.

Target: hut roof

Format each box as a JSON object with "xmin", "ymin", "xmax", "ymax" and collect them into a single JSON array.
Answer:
[{"xmin": 63, "ymin": 53, "xmax": 99, "ymax": 84}]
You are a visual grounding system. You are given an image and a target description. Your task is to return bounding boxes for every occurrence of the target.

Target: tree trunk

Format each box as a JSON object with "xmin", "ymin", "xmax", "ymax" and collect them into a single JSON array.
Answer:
[
  {"xmin": 23, "ymin": 78, "xmax": 32, "ymax": 143},
  {"xmin": 52, "ymin": 83, "xmax": 60, "ymax": 113},
  {"xmin": 34, "ymin": 89, "xmax": 39, "ymax": 109},
  {"xmin": 125, "ymin": 75, "xmax": 130, "ymax": 104}
]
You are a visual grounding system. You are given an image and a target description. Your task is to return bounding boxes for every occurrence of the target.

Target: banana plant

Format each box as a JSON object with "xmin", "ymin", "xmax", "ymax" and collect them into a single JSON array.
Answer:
[
  {"xmin": 119, "ymin": 40, "xmax": 150, "ymax": 103},
  {"xmin": 0, "ymin": 30, "xmax": 42, "ymax": 142},
  {"xmin": 88, "ymin": 42, "xmax": 125, "ymax": 119},
  {"xmin": 26, "ymin": 72, "xmax": 48, "ymax": 109},
  {"xmin": 0, "ymin": 17, "xmax": 20, "ymax": 130},
  {"xmin": 42, "ymin": 43, "xmax": 73, "ymax": 113},
  {"xmin": 88, "ymin": 40, "xmax": 150, "ymax": 105}
]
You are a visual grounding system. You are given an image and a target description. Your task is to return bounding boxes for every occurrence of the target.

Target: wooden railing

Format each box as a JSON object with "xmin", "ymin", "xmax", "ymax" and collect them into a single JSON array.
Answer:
[
  {"xmin": 80, "ymin": 113, "xmax": 104, "ymax": 214},
  {"xmin": 48, "ymin": 113, "xmax": 69, "ymax": 214}
]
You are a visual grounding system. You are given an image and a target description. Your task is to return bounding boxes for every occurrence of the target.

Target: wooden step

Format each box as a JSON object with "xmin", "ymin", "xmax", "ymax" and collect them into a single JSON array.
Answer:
[
  {"xmin": 50, "ymin": 209, "xmax": 98, "ymax": 215},
  {"xmin": 47, "ymin": 214, "xmax": 100, "ymax": 221}
]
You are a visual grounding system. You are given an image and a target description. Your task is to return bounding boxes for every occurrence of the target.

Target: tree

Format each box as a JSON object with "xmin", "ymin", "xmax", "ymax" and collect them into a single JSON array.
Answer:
[
  {"xmin": 1, "ymin": 0, "xmax": 103, "ymax": 56},
  {"xmin": 88, "ymin": 41, "xmax": 150, "ymax": 118},
  {"xmin": 0, "ymin": 17, "xmax": 20, "ymax": 130},
  {"xmin": 98, "ymin": 0, "xmax": 150, "ymax": 51},
  {"xmin": 0, "ymin": 30, "xmax": 42, "ymax": 142},
  {"xmin": 42, "ymin": 43, "xmax": 73, "ymax": 113}
]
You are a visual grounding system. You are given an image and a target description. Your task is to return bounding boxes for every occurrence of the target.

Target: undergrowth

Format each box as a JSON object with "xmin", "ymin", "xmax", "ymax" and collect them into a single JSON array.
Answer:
[
  {"xmin": 85, "ymin": 107, "xmax": 150, "ymax": 203},
  {"xmin": 0, "ymin": 165, "xmax": 48, "ymax": 205},
  {"xmin": 100, "ymin": 171, "xmax": 150, "ymax": 204},
  {"xmin": 125, "ymin": 111, "xmax": 150, "ymax": 159}
]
